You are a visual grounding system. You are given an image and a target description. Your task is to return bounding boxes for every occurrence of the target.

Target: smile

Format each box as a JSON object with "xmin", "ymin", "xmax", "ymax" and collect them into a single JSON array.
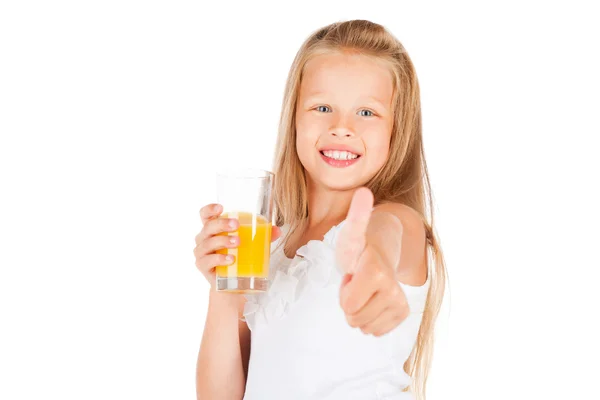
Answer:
[{"xmin": 319, "ymin": 150, "xmax": 362, "ymax": 168}]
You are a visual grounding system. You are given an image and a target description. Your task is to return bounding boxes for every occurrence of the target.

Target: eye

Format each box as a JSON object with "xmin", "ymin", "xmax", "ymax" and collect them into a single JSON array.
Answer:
[
  {"xmin": 315, "ymin": 105, "xmax": 331, "ymax": 113},
  {"xmin": 359, "ymin": 109, "xmax": 374, "ymax": 117}
]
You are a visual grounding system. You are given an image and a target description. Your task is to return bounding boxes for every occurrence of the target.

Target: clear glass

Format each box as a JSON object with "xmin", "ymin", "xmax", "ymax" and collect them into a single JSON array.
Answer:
[{"xmin": 215, "ymin": 168, "xmax": 274, "ymax": 293}]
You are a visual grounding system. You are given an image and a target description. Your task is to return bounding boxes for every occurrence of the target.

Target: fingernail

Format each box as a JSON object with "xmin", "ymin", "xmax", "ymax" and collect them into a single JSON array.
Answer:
[
  {"xmin": 229, "ymin": 237, "xmax": 238, "ymax": 245},
  {"xmin": 213, "ymin": 204, "xmax": 221, "ymax": 213},
  {"xmin": 229, "ymin": 219, "xmax": 238, "ymax": 229},
  {"xmin": 226, "ymin": 255, "xmax": 234, "ymax": 262}
]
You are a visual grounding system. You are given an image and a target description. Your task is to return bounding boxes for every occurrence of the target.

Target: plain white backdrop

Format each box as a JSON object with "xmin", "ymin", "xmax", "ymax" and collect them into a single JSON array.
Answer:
[{"xmin": 1, "ymin": 1, "xmax": 599, "ymax": 399}]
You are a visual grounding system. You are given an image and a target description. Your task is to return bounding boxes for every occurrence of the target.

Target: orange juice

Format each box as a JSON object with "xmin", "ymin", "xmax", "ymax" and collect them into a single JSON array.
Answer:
[{"xmin": 216, "ymin": 211, "xmax": 272, "ymax": 279}]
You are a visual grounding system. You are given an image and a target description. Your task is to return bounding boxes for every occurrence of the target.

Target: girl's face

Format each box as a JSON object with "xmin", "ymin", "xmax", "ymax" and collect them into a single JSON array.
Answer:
[{"xmin": 295, "ymin": 52, "xmax": 394, "ymax": 191}]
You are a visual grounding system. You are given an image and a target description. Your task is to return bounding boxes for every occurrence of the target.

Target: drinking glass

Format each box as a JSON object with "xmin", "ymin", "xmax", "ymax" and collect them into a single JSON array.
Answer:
[{"xmin": 215, "ymin": 168, "xmax": 274, "ymax": 293}]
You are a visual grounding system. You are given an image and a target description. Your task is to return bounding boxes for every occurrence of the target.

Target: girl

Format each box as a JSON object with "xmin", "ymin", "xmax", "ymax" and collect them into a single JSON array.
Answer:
[{"xmin": 194, "ymin": 19, "xmax": 446, "ymax": 400}]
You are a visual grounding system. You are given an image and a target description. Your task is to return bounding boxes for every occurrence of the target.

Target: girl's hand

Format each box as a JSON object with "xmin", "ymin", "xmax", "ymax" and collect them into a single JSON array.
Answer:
[
  {"xmin": 193, "ymin": 204, "xmax": 281, "ymax": 288},
  {"xmin": 336, "ymin": 188, "xmax": 409, "ymax": 337}
]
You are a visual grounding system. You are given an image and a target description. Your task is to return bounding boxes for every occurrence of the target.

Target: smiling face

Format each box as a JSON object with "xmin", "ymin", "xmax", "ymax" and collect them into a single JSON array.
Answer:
[{"xmin": 295, "ymin": 51, "xmax": 394, "ymax": 191}]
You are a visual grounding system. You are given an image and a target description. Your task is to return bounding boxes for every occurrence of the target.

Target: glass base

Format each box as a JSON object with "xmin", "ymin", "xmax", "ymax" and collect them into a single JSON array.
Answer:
[{"xmin": 216, "ymin": 277, "xmax": 268, "ymax": 293}]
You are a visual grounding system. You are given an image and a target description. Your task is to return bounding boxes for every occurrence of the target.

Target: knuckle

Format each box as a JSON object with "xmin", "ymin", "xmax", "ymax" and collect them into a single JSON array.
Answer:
[
  {"xmin": 196, "ymin": 252, "xmax": 225, "ymax": 273},
  {"xmin": 391, "ymin": 308, "xmax": 404, "ymax": 323},
  {"xmin": 220, "ymin": 218, "xmax": 231, "ymax": 231},
  {"xmin": 213, "ymin": 235, "xmax": 233, "ymax": 251},
  {"xmin": 395, "ymin": 315, "xmax": 405, "ymax": 326},
  {"xmin": 204, "ymin": 255, "xmax": 220, "ymax": 270},
  {"xmin": 193, "ymin": 245, "xmax": 204, "ymax": 260},
  {"xmin": 206, "ymin": 234, "xmax": 220, "ymax": 247},
  {"xmin": 201, "ymin": 204, "xmax": 220, "ymax": 219},
  {"xmin": 372, "ymin": 269, "xmax": 386, "ymax": 284},
  {"xmin": 398, "ymin": 306, "xmax": 409, "ymax": 321},
  {"xmin": 339, "ymin": 292, "xmax": 349, "ymax": 310},
  {"xmin": 346, "ymin": 315, "xmax": 359, "ymax": 328},
  {"xmin": 197, "ymin": 239, "xmax": 209, "ymax": 254},
  {"xmin": 389, "ymin": 284, "xmax": 401, "ymax": 299},
  {"xmin": 202, "ymin": 220, "xmax": 218, "ymax": 235},
  {"xmin": 393, "ymin": 289, "xmax": 407, "ymax": 306},
  {"xmin": 215, "ymin": 235, "xmax": 228, "ymax": 247},
  {"xmin": 200, "ymin": 208, "xmax": 211, "ymax": 223}
]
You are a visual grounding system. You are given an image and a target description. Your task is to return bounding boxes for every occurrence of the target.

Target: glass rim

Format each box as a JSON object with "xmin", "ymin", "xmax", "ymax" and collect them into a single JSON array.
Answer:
[{"xmin": 216, "ymin": 167, "xmax": 274, "ymax": 180}]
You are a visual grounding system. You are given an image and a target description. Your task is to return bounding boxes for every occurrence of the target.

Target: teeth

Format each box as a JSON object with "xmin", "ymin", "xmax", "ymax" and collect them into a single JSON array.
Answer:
[{"xmin": 323, "ymin": 150, "xmax": 359, "ymax": 160}]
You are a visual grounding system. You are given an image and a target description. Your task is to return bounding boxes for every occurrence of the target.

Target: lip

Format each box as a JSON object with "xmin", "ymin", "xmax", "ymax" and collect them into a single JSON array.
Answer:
[
  {"xmin": 319, "ymin": 151, "xmax": 361, "ymax": 168},
  {"xmin": 317, "ymin": 144, "xmax": 363, "ymax": 156}
]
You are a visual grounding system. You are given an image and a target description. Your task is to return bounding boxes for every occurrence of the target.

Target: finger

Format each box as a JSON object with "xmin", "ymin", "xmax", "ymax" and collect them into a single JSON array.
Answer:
[
  {"xmin": 195, "ymin": 234, "xmax": 239, "ymax": 256},
  {"xmin": 360, "ymin": 307, "xmax": 404, "ymax": 337},
  {"xmin": 345, "ymin": 290, "xmax": 389, "ymax": 328},
  {"xmin": 340, "ymin": 276, "xmax": 379, "ymax": 315},
  {"xmin": 199, "ymin": 203, "xmax": 223, "ymax": 225},
  {"xmin": 195, "ymin": 253, "xmax": 235, "ymax": 275},
  {"xmin": 271, "ymin": 225, "xmax": 281, "ymax": 242},
  {"xmin": 197, "ymin": 217, "xmax": 239, "ymax": 242}
]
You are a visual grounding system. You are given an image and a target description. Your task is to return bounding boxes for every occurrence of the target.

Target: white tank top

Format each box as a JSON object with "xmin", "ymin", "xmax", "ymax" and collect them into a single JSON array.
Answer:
[{"xmin": 242, "ymin": 220, "xmax": 430, "ymax": 400}]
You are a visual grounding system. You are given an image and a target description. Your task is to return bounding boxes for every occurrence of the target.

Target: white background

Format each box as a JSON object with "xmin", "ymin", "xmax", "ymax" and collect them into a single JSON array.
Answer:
[{"xmin": 1, "ymin": 1, "xmax": 599, "ymax": 399}]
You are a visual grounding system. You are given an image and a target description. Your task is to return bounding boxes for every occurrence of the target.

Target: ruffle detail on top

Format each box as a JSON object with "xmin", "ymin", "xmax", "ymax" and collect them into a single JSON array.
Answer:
[{"xmin": 243, "ymin": 222, "xmax": 346, "ymax": 331}]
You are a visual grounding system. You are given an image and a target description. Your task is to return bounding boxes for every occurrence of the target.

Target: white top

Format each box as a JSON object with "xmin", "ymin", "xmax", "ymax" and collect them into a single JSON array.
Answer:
[{"xmin": 242, "ymin": 220, "xmax": 430, "ymax": 400}]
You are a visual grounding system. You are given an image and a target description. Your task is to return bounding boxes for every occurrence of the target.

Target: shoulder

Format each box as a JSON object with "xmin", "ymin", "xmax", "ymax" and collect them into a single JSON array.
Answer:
[
  {"xmin": 373, "ymin": 202, "xmax": 428, "ymax": 285},
  {"xmin": 372, "ymin": 202, "xmax": 426, "ymax": 234}
]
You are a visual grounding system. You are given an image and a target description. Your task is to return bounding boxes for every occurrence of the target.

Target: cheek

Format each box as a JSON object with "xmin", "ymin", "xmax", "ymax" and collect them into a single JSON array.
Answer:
[
  {"xmin": 365, "ymin": 127, "xmax": 392, "ymax": 167},
  {"xmin": 296, "ymin": 114, "xmax": 322, "ymax": 138},
  {"xmin": 295, "ymin": 116, "xmax": 321, "ymax": 155},
  {"xmin": 372, "ymin": 144, "xmax": 390, "ymax": 169},
  {"xmin": 295, "ymin": 135, "xmax": 310, "ymax": 163},
  {"xmin": 295, "ymin": 131, "xmax": 313, "ymax": 169}
]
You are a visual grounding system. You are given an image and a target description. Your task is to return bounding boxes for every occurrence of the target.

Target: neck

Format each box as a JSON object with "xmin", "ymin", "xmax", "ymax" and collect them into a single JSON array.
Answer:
[{"xmin": 306, "ymin": 177, "xmax": 356, "ymax": 229}]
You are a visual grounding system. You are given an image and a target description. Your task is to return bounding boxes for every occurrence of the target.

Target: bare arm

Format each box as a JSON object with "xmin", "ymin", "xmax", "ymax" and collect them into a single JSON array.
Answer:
[
  {"xmin": 193, "ymin": 204, "xmax": 281, "ymax": 399},
  {"xmin": 196, "ymin": 289, "xmax": 251, "ymax": 400},
  {"xmin": 193, "ymin": 204, "xmax": 282, "ymax": 399},
  {"xmin": 337, "ymin": 190, "xmax": 428, "ymax": 336},
  {"xmin": 367, "ymin": 202, "xmax": 428, "ymax": 285}
]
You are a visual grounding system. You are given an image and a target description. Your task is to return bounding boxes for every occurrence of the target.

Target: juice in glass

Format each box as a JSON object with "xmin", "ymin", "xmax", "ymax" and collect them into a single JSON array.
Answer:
[{"xmin": 216, "ymin": 211, "xmax": 272, "ymax": 292}]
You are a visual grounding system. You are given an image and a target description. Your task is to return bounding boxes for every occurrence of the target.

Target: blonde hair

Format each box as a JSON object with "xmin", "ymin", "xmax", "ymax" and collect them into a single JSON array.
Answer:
[{"xmin": 271, "ymin": 20, "xmax": 447, "ymax": 399}]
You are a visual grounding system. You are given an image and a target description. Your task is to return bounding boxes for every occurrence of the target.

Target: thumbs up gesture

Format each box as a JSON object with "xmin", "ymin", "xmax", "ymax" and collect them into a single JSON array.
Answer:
[{"xmin": 336, "ymin": 187, "xmax": 409, "ymax": 337}]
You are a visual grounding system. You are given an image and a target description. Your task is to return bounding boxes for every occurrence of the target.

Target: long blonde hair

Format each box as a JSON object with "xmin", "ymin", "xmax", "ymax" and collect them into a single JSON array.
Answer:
[{"xmin": 271, "ymin": 20, "xmax": 447, "ymax": 399}]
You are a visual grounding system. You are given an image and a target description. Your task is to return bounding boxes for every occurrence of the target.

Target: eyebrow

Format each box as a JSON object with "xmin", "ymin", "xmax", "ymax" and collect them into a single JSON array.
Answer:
[
  {"xmin": 302, "ymin": 93, "xmax": 388, "ymax": 109},
  {"xmin": 364, "ymin": 96, "xmax": 387, "ymax": 109}
]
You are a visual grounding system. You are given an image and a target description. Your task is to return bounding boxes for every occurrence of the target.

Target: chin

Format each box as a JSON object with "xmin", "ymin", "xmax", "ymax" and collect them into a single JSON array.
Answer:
[{"xmin": 310, "ymin": 169, "xmax": 373, "ymax": 192}]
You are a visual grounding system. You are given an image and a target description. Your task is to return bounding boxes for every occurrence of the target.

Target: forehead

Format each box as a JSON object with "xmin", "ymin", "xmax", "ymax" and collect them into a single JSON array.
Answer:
[{"xmin": 300, "ymin": 52, "xmax": 394, "ymax": 103}]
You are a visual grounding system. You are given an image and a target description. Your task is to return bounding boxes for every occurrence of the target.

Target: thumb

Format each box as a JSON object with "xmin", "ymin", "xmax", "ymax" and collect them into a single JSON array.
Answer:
[
  {"xmin": 336, "ymin": 187, "xmax": 374, "ymax": 273},
  {"xmin": 345, "ymin": 187, "xmax": 374, "ymax": 238}
]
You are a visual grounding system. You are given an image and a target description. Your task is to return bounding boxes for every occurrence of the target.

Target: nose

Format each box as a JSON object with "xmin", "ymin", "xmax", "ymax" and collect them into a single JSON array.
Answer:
[
  {"xmin": 330, "ymin": 127, "xmax": 355, "ymax": 138},
  {"xmin": 329, "ymin": 115, "xmax": 356, "ymax": 138}
]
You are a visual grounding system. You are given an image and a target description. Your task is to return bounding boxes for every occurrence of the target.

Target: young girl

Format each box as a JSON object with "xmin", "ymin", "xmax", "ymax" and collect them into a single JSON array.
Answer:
[{"xmin": 194, "ymin": 19, "xmax": 446, "ymax": 400}]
